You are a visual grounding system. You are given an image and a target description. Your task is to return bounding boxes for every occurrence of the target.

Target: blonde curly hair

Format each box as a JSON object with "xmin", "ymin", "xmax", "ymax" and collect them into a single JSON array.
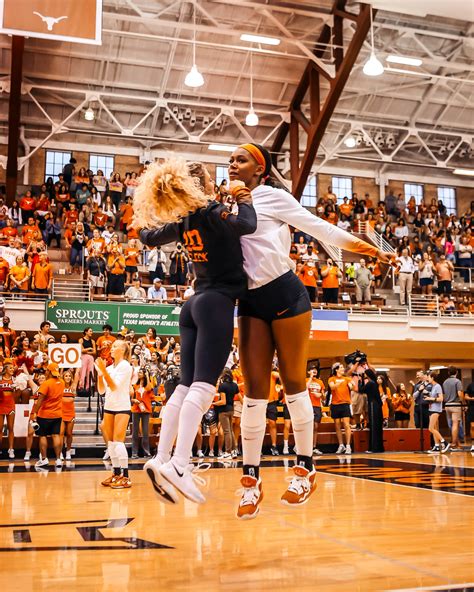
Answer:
[{"xmin": 133, "ymin": 157, "xmax": 209, "ymax": 227}]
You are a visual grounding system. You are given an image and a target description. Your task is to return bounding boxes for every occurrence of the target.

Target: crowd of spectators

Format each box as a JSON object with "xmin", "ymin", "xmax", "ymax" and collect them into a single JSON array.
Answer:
[
  {"xmin": 286, "ymin": 186, "xmax": 473, "ymax": 312},
  {"xmin": 0, "ymin": 163, "xmax": 472, "ymax": 312},
  {"xmin": 1, "ymin": 314, "xmax": 473, "ymax": 461}
]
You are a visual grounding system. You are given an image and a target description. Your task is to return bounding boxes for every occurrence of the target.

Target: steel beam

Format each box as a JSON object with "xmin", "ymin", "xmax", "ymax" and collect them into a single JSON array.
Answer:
[
  {"xmin": 6, "ymin": 36, "xmax": 24, "ymax": 204},
  {"xmin": 272, "ymin": 0, "xmax": 372, "ymax": 200}
]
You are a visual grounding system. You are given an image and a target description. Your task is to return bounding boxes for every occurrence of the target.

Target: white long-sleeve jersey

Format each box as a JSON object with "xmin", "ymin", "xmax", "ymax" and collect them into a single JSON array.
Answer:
[{"xmin": 241, "ymin": 185, "xmax": 378, "ymax": 290}]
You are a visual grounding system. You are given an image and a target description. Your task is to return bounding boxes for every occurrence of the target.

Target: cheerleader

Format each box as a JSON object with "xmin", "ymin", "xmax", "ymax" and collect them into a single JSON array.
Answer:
[
  {"xmin": 135, "ymin": 158, "xmax": 256, "ymax": 504},
  {"xmin": 0, "ymin": 359, "xmax": 16, "ymax": 459},
  {"xmin": 228, "ymin": 143, "xmax": 394, "ymax": 519},
  {"xmin": 60, "ymin": 368, "xmax": 79, "ymax": 461},
  {"xmin": 97, "ymin": 340, "xmax": 134, "ymax": 489}
]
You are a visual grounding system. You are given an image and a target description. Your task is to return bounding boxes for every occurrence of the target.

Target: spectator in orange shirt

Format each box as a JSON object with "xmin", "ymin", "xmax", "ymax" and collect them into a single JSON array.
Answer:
[
  {"xmin": 25, "ymin": 229, "xmax": 46, "ymax": 273},
  {"xmin": 29, "ymin": 362, "xmax": 65, "ymax": 468},
  {"xmin": 307, "ymin": 368, "xmax": 325, "ymax": 455},
  {"xmin": 377, "ymin": 374, "xmax": 392, "ymax": 427},
  {"xmin": 8, "ymin": 255, "xmax": 31, "ymax": 294},
  {"xmin": 435, "ymin": 254, "xmax": 454, "ymax": 294},
  {"xmin": 31, "ymin": 252, "xmax": 53, "ymax": 296},
  {"xmin": 107, "ymin": 245, "xmax": 126, "ymax": 295},
  {"xmin": 124, "ymin": 238, "xmax": 141, "ymax": 284},
  {"xmin": 19, "ymin": 190, "xmax": 37, "ymax": 224},
  {"xmin": 36, "ymin": 192, "xmax": 51, "ymax": 217},
  {"xmin": 328, "ymin": 363, "xmax": 354, "ymax": 454},
  {"xmin": 339, "ymin": 197, "xmax": 353, "ymax": 218},
  {"xmin": 63, "ymin": 203, "xmax": 79, "ymax": 227},
  {"xmin": 0, "ymin": 197, "xmax": 8, "ymax": 229},
  {"xmin": 0, "ymin": 255, "xmax": 9, "ymax": 291},
  {"xmin": 94, "ymin": 206, "xmax": 108, "ymax": 231},
  {"xmin": 321, "ymin": 258, "xmax": 342, "ymax": 304},
  {"xmin": 120, "ymin": 197, "xmax": 134, "ymax": 233},
  {"xmin": 297, "ymin": 260, "xmax": 318, "ymax": 303},
  {"xmin": 87, "ymin": 228, "xmax": 106, "ymax": 255},
  {"xmin": 131, "ymin": 368, "xmax": 154, "ymax": 458},
  {"xmin": 96, "ymin": 324, "xmax": 116, "ymax": 364},
  {"xmin": 0, "ymin": 219, "xmax": 18, "ymax": 245},
  {"xmin": 22, "ymin": 217, "xmax": 40, "ymax": 246}
]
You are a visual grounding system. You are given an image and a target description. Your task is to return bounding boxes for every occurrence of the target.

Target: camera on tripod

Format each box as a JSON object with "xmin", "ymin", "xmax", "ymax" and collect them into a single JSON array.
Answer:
[{"xmin": 344, "ymin": 350, "xmax": 367, "ymax": 366}]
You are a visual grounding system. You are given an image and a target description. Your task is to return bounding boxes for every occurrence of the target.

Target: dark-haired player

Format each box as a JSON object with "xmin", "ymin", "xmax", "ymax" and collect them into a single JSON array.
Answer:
[{"xmin": 229, "ymin": 143, "xmax": 394, "ymax": 519}]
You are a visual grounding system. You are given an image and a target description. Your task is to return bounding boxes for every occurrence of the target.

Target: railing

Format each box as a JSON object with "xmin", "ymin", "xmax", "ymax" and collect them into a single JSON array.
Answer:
[
  {"xmin": 52, "ymin": 278, "xmax": 90, "ymax": 301},
  {"xmin": 357, "ymin": 220, "xmax": 396, "ymax": 254},
  {"xmin": 324, "ymin": 244, "xmax": 343, "ymax": 266},
  {"xmin": 409, "ymin": 294, "xmax": 440, "ymax": 317},
  {"xmin": 0, "ymin": 290, "xmax": 51, "ymax": 302}
]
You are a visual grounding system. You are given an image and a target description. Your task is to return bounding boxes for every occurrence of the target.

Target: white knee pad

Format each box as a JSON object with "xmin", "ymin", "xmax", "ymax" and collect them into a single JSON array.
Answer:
[
  {"xmin": 185, "ymin": 382, "xmax": 216, "ymax": 414},
  {"xmin": 114, "ymin": 441, "xmax": 128, "ymax": 462},
  {"xmin": 286, "ymin": 392, "xmax": 313, "ymax": 425},
  {"xmin": 241, "ymin": 397, "xmax": 268, "ymax": 428}
]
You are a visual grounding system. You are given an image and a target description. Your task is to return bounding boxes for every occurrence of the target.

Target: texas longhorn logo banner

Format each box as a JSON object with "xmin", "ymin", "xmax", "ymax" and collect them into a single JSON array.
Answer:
[{"xmin": 0, "ymin": 0, "xmax": 103, "ymax": 45}]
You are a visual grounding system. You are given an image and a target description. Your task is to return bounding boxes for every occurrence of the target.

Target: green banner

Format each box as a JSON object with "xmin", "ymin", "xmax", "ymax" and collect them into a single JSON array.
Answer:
[{"xmin": 45, "ymin": 300, "xmax": 181, "ymax": 335}]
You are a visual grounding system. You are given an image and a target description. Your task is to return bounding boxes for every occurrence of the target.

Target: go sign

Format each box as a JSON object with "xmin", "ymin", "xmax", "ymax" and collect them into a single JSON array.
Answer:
[{"xmin": 48, "ymin": 344, "xmax": 82, "ymax": 368}]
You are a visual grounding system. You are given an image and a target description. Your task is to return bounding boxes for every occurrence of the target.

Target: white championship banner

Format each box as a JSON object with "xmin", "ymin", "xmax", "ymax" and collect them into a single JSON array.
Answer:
[{"xmin": 48, "ymin": 343, "xmax": 82, "ymax": 368}]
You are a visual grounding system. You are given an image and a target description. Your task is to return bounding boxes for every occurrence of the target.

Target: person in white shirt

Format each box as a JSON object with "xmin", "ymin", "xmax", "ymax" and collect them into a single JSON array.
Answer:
[
  {"xmin": 396, "ymin": 248, "xmax": 416, "ymax": 305},
  {"xmin": 147, "ymin": 278, "xmax": 168, "ymax": 302},
  {"xmin": 228, "ymin": 143, "xmax": 393, "ymax": 520},
  {"xmin": 125, "ymin": 277, "xmax": 147, "ymax": 302},
  {"xmin": 147, "ymin": 246, "xmax": 167, "ymax": 282},
  {"xmin": 97, "ymin": 340, "xmax": 134, "ymax": 489}
]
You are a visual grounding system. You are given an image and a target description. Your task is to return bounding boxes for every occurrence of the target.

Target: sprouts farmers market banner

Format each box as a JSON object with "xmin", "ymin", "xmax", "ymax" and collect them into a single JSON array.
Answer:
[{"xmin": 45, "ymin": 300, "xmax": 180, "ymax": 335}]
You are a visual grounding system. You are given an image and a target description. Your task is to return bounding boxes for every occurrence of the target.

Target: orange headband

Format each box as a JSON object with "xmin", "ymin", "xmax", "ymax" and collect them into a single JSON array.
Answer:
[{"xmin": 239, "ymin": 143, "xmax": 266, "ymax": 169}]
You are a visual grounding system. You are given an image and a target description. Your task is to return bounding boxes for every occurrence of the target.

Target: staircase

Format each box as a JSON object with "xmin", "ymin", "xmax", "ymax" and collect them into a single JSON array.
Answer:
[{"xmin": 72, "ymin": 397, "xmax": 133, "ymax": 450}]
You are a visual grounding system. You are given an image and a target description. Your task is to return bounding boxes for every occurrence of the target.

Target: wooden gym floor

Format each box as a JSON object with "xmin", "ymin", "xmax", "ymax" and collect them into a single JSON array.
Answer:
[{"xmin": 1, "ymin": 453, "xmax": 473, "ymax": 592}]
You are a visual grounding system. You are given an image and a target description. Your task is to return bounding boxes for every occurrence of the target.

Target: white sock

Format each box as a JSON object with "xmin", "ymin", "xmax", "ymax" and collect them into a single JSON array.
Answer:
[
  {"xmin": 114, "ymin": 441, "xmax": 128, "ymax": 469},
  {"xmin": 241, "ymin": 397, "xmax": 267, "ymax": 467},
  {"xmin": 283, "ymin": 440, "xmax": 289, "ymax": 449},
  {"xmin": 173, "ymin": 382, "xmax": 216, "ymax": 469},
  {"xmin": 108, "ymin": 441, "xmax": 120, "ymax": 469},
  {"xmin": 157, "ymin": 384, "xmax": 190, "ymax": 463},
  {"xmin": 286, "ymin": 391, "xmax": 314, "ymax": 458}
]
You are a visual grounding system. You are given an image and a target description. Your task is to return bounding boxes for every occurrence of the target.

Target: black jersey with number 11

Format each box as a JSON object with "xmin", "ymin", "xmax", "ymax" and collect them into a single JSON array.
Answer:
[{"xmin": 140, "ymin": 201, "xmax": 256, "ymax": 299}]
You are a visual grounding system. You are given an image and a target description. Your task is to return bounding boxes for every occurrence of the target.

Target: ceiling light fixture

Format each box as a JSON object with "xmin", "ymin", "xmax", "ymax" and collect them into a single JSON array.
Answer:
[
  {"xmin": 84, "ymin": 106, "xmax": 95, "ymax": 121},
  {"xmin": 344, "ymin": 135, "xmax": 357, "ymax": 148},
  {"xmin": 245, "ymin": 52, "xmax": 259, "ymax": 127},
  {"xmin": 387, "ymin": 55, "xmax": 423, "ymax": 67},
  {"xmin": 184, "ymin": 2, "xmax": 204, "ymax": 88},
  {"xmin": 363, "ymin": 6, "xmax": 384, "ymax": 77},
  {"xmin": 453, "ymin": 168, "xmax": 474, "ymax": 176},
  {"xmin": 374, "ymin": 367, "xmax": 390, "ymax": 372},
  {"xmin": 208, "ymin": 144, "xmax": 237, "ymax": 152},
  {"xmin": 240, "ymin": 33, "xmax": 280, "ymax": 46}
]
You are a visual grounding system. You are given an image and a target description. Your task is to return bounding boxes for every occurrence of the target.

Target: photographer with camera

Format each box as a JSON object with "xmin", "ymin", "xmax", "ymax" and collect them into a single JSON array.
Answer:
[
  {"xmin": 328, "ymin": 362, "xmax": 355, "ymax": 454},
  {"xmin": 169, "ymin": 242, "xmax": 189, "ymax": 286},
  {"xmin": 346, "ymin": 351, "xmax": 384, "ymax": 453}
]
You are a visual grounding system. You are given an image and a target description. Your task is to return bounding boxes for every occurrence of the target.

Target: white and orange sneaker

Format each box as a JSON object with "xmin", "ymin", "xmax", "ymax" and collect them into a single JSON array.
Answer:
[
  {"xmin": 281, "ymin": 465, "xmax": 317, "ymax": 506},
  {"xmin": 101, "ymin": 473, "xmax": 121, "ymax": 487},
  {"xmin": 236, "ymin": 475, "xmax": 264, "ymax": 520}
]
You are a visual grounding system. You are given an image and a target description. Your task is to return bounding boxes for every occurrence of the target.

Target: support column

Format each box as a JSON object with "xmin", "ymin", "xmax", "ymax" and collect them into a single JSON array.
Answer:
[{"xmin": 6, "ymin": 36, "xmax": 25, "ymax": 205}]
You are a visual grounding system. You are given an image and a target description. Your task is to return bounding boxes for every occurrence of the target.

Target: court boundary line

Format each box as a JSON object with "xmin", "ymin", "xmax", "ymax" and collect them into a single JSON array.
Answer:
[{"xmin": 390, "ymin": 582, "xmax": 474, "ymax": 591}]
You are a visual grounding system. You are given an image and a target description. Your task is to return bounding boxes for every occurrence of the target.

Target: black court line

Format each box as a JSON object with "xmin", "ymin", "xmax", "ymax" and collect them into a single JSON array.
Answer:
[{"xmin": 2, "ymin": 457, "xmax": 474, "ymax": 496}]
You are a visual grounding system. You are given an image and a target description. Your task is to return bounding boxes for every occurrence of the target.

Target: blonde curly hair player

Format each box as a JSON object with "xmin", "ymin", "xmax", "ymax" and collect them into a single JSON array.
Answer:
[
  {"xmin": 133, "ymin": 158, "xmax": 209, "ymax": 227},
  {"xmin": 139, "ymin": 161, "xmax": 257, "ymax": 506}
]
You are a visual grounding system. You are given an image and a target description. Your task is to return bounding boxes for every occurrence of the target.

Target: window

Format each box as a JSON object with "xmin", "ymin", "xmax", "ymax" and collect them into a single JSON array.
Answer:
[
  {"xmin": 404, "ymin": 183, "xmax": 423, "ymax": 205},
  {"xmin": 437, "ymin": 186, "xmax": 457, "ymax": 215},
  {"xmin": 215, "ymin": 165, "xmax": 229, "ymax": 185},
  {"xmin": 45, "ymin": 150, "xmax": 71, "ymax": 181},
  {"xmin": 332, "ymin": 176, "xmax": 352, "ymax": 203},
  {"xmin": 301, "ymin": 176, "xmax": 317, "ymax": 208},
  {"xmin": 89, "ymin": 154, "xmax": 115, "ymax": 178}
]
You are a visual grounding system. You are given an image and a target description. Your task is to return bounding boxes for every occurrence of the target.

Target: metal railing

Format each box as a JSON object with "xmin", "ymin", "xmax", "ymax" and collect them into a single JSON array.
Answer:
[
  {"xmin": 409, "ymin": 294, "xmax": 440, "ymax": 317},
  {"xmin": 357, "ymin": 220, "xmax": 396, "ymax": 254},
  {"xmin": 52, "ymin": 278, "xmax": 91, "ymax": 301}
]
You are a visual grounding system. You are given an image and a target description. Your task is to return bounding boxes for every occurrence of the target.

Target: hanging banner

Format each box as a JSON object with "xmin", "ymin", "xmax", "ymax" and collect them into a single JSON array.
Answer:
[
  {"xmin": 45, "ymin": 300, "xmax": 181, "ymax": 335},
  {"xmin": 0, "ymin": 0, "xmax": 103, "ymax": 45}
]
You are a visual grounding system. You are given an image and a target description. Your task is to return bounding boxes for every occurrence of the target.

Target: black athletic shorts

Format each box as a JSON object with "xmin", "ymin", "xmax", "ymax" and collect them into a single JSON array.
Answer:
[
  {"xmin": 104, "ymin": 409, "xmax": 132, "ymax": 416},
  {"xmin": 266, "ymin": 401, "xmax": 278, "ymax": 421},
  {"xmin": 394, "ymin": 411, "xmax": 410, "ymax": 421},
  {"xmin": 313, "ymin": 406, "xmax": 322, "ymax": 423},
  {"xmin": 238, "ymin": 271, "xmax": 311, "ymax": 324},
  {"xmin": 331, "ymin": 403, "xmax": 352, "ymax": 419},
  {"xmin": 282, "ymin": 404, "xmax": 290, "ymax": 420},
  {"xmin": 36, "ymin": 417, "xmax": 62, "ymax": 436}
]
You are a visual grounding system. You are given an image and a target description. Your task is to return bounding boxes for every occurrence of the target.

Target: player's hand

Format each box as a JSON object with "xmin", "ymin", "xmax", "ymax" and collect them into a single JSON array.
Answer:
[
  {"xmin": 228, "ymin": 180, "xmax": 246, "ymax": 192},
  {"xmin": 96, "ymin": 358, "xmax": 106, "ymax": 373},
  {"xmin": 376, "ymin": 249, "xmax": 396, "ymax": 266}
]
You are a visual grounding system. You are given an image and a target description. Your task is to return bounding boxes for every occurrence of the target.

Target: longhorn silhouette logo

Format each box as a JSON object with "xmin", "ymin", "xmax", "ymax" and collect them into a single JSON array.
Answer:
[{"xmin": 33, "ymin": 12, "xmax": 68, "ymax": 31}]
